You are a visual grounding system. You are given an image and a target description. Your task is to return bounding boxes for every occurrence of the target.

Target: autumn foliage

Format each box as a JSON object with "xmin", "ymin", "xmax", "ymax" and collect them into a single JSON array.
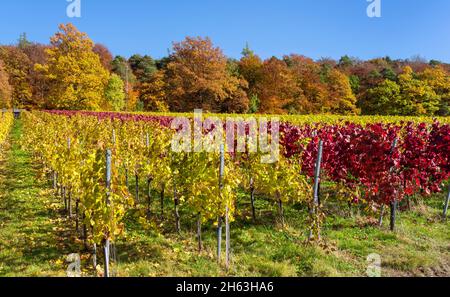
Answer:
[{"xmin": 0, "ymin": 24, "xmax": 450, "ymax": 116}]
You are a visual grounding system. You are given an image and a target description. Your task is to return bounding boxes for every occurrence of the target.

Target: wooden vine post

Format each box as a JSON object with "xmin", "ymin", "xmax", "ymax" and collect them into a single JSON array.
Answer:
[
  {"xmin": 217, "ymin": 144, "xmax": 225, "ymax": 262},
  {"xmin": 67, "ymin": 137, "xmax": 72, "ymax": 218},
  {"xmin": 309, "ymin": 140, "xmax": 323, "ymax": 241},
  {"xmin": 378, "ymin": 138, "xmax": 398, "ymax": 229},
  {"xmin": 104, "ymin": 149, "xmax": 112, "ymax": 278},
  {"xmin": 145, "ymin": 133, "xmax": 152, "ymax": 218},
  {"xmin": 221, "ymin": 145, "xmax": 231, "ymax": 269},
  {"xmin": 389, "ymin": 138, "xmax": 398, "ymax": 232},
  {"xmin": 250, "ymin": 177, "xmax": 256, "ymax": 221},
  {"xmin": 443, "ymin": 184, "xmax": 450, "ymax": 219}
]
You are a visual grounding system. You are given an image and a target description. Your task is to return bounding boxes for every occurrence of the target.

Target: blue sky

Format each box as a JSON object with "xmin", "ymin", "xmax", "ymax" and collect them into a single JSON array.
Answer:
[{"xmin": 1, "ymin": 0, "xmax": 450, "ymax": 62}]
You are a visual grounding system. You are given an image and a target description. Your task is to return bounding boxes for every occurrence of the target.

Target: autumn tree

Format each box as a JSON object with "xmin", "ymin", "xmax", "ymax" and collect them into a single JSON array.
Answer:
[
  {"xmin": 362, "ymin": 66, "xmax": 441, "ymax": 115},
  {"xmin": 36, "ymin": 24, "xmax": 110, "ymax": 110},
  {"xmin": 0, "ymin": 60, "xmax": 12, "ymax": 108},
  {"xmin": 418, "ymin": 65, "xmax": 450, "ymax": 116},
  {"xmin": 284, "ymin": 54, "xmax": 328, "ymax": 113},
  {"xmin": 165, "ymin": 36, "xmax": 248, "ymax": 113},
  {"xmin": 238, "ymin": 45, "xmax": 263, "ymax": 112},
  {"xmin": 283, "ymin": 55, "xmax": 358, "ymax": 114},
  {"xmin": 255, "ymin": 57, "xmax": 301, "ymax": 114},
  {"xmin": 138, "ymin": 70, "xmax": 168, "ymax": 112},
  {"xmin": 93, "ymin": 43, "xmax": 113, "ymax": 70},
  {"xmin": 325, "ymin": 68, "xmax": 359, "ymax": 114},
  {"xmin": 20, "ymin": 41, "xmax": 49, "ymax": 108},
  {"xmin": 0, "ymin": 46, "xmax": 33, "ymax": 108}
]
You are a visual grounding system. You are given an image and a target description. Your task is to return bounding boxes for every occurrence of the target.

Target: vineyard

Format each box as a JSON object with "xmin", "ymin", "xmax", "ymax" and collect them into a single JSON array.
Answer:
[{"xmin": 0, "ymin": 110, "xmax": 449, "ymax": 276}]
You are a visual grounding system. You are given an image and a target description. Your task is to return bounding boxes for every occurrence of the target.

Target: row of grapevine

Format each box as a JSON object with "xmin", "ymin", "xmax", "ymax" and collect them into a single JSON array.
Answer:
[
  {"xmin": 281, "ymin": 121, "xmax": 450, "ymax": 229},
  {"xmin": 21, "ymin": 111, "xmax": 254, "ymax": 274},
  {"xmin": 40, "ymin": 110, "xmax": 450, "ymax": 226},
  {"xmin": 0, "ymin": 111, "xmax": 13, "ymax": 146},
  {"xmin": 20, "ymin": 110, "xmax": 450, "ymax": 275}
]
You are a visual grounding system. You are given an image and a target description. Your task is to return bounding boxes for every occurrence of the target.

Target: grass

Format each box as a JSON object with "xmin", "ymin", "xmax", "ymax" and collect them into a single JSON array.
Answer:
[
  {"xmin": 0, "ymin": 120, "xmax": 73, "ymax": 276},
  {"xmin": 0, "ymin": 119, "xmax": 449, "ymax": 277}
]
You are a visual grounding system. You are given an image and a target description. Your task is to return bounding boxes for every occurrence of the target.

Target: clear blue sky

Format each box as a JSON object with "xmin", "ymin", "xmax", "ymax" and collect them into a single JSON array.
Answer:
[{"xmin": 1, "ymin": 0, "xmax": 450, "ymax": 62}]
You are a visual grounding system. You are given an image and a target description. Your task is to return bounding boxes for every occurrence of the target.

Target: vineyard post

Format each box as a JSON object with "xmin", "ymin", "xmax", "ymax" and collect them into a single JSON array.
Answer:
[
  {"xmin": 225, "ymin": 204, "xmax": 230, "ymax": 270},
  {"xmin": 390, "ymin": 200, "xmax": 397, "ymax": 231},
  {"xmin": 63, "ymin": 186, "xmax": 67, "ymax": 213},
  {"xmin": 217, "ymin": 217, "xmax": 222, "ymax": 262},
  {"xmin": 389, "ymin": 138, "xmax": 398, "ymax": 232},
  {"xmin": 112, "ymin": 129, "xmax": 116, "ymax": 146},
  {"xmin": 135, "ymin": 172, "xmax": 139, "ymax": 202},
  {"xmin": 378, "ymin": 204, "xmax": 384, "ymax": 227},
  {"xmin": 217, "ymin": 144, "xmax": 225, "ymax": 262},
  {"xmin": 160, "ymin": 183, "xmax": 165, "ymax": 219},
  {"xmin": 197, "ymin": 213, "xmax": 202, "ymax": 252},
  {"xmin": 379, "ymin": 138, "xmax": 398, "ymax": 228},
  {"xmin": 75, "ymin": 198, "xmax": 79, "ymax": 232},
  {"xmin": 52, "ymin": 171, "xmax": 57, "ymax": 190},
  {"xmin": 104, "ymin": 149, "xmax": 112, "ymax": 278},
  {"xmin": 67, "ymin": 137, "xmax": 72, "ymax": 218},
  {"xmin": 309, "ymin": 140, "xmax": 323, "ymax": 240},
  {"xmin": 250, "ymin": 177, "xmax": 256, "ymax": 221},
  {"xmin": 146, "ymin": 132, "xmax": 152, "ymax": 218},
  {"xmin": 82, "ymin": 213, "xmax": 88, "ymax": 250},
  {"xmin": 68, "ymin": 191, "xmax": 73, "ymax": 218},
  {"xmin": 92, "ymin": 238, "xmax": 97, "ymax": 270},
  {"xmin": 147, "ymin": 178, "xmax": 152, "ymax": 218},
  {"xmin": 220, "ymin": 145, "xmax": 231, "ymax": 269},
  {"xmin": 173, "ymin": 181, "xmax": 181, "ymax": 234},
  {"xmin": 443, "ymin": 183, "xmax": 450, "ymax": 219}
]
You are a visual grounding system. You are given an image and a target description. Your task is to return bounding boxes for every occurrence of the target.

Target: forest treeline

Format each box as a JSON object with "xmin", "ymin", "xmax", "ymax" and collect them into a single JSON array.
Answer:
[{"xmin": 1, "ymin": 23, "xmax": 450, "ymax": 116}]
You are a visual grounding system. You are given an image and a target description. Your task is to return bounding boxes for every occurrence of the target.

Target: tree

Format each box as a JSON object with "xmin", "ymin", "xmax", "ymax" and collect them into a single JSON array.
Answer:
[
  {"xmin": 93, "ymin": 43, "xmax": 113, "ymax": 70},
  {"xmin": 338, "ymin": 55, "xmax": 354, "ymax": 68},
  {"xmin": 238, "ymin": 46, "xmax": 263, "ymax": 110},
  {"xmin": 128, "ymin": 54, "xmax": 157, "ymax": 83},
  {"xmin": 165, "ymin": 36, "xmax": 248, "ymax": 113},
  {"xmin": 17, "ymin": 33, "xmax": 32, "ymax": 50},
  {"xmin": 0, "ymin": 46, "xmax": 33, "ymax": 108},
  {"xmin": 36, "ymin": 24, "xmax": 110, "ymax": 110},
  {"xmin": 255, "ymin": 57, "xmax": 301, "ymax": 114},
  {"xmin": 381, "ymin": 67, "xmax": 397, "ymax": 81},
  {"xmin": 360, "ymin": 79, "xmax": 402, "ymax": 115},
  {"xmin": 138, "ymin": 70, "xmax": 169, "ymax": 111},
  {"xmin": 284, "ymin": 54, "xmax": 328, "ymax": 114},
  {"xmin": 397, "ymin": 66, "xmax": 440, "ymax": 115},
  {"xmin": 248, "ymin": 94, "xmax": 260, "ymax": 113},
  {"xmin": 105, "ymin": 74, "xmax": 126, "ymax": 111},
  {"xmin": 325, "ymin": 68, "xmax": 359, "ymax": 115},
  {"xmin": 284, "ymin": 55, "xmax": 358, "ymax": 114},
  {"xmin": 0, "ymin": 59, "xmax": 12, "ymax": 108},
  {"xmin": 111, "ymin": 56, "xmax": 136, "ymax": 84},
  {"xmin": 418, "ymin": 65, "xmax": 450, "ymax": 116},
  {"xmin": 111, "ymin": 55, "xmax": 137, "ymax": 110},
  {"xmin": 21, "ymin": 42, "xmax": 49, "ymax": 108},
  {"xmin": 361, "ymin": 66, "xmax": 441, "ymax": 116}
]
